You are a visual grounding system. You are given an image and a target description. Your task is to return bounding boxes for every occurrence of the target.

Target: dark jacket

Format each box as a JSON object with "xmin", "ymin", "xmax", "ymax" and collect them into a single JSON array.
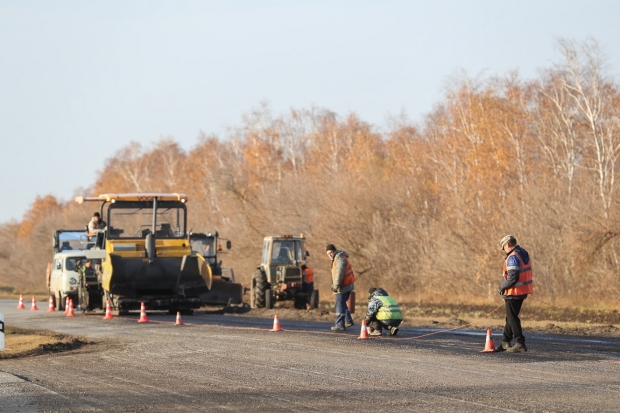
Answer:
[{"xmin": 331, "ymin": 250, "xmax": 354, "ymax": 294}]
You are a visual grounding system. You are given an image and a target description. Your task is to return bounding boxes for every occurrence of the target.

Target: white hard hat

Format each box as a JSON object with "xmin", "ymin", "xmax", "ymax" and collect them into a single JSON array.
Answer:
[{"xmin": 499, "ymin": 235, "xmax": 517, "ymax": 250}]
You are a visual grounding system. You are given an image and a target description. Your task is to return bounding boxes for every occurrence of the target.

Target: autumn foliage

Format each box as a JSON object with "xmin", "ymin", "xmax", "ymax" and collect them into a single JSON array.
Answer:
[{"xmin": 1, "ymin": 40, "xmax": 620, "ymax": 306}]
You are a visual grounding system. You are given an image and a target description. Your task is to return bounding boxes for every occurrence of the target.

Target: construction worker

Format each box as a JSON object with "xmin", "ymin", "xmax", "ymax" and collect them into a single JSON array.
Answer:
[
  {"xmin": 326, "ymin": 244, "xmax": 355, "ymax": 330},
  {"xmin": 302, "ymin": 264, "xmax": 314, "ymax": 310},
  {"xmin": 87, "ymin": 212, "xmax": 102, "ymax": 237},
  {"xmin": 497, "ymin": 235, "xmax": 533, "ymax": 353},
  {"xmin": 87, "ymin": 212, "xmax": 106, "ymax": 248},
  {"xmin": 364, "ymin": 287, "xmax": 403, "ymax": 336},
  {"xmin": 75, "ymin": 259, "xmax": 90, "ymax": 278}
]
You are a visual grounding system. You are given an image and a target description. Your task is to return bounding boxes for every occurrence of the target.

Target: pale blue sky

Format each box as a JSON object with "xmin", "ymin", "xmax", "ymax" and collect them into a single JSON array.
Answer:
[{"xmin": 1, "ymin": 1, "xmax": 619, "ymax": 222}]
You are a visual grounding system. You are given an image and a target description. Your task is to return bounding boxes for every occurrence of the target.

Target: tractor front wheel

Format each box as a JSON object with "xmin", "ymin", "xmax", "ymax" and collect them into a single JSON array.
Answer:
[{"xmin": 265, "ymin": 289, "xmax": 273, "ymax": 309}]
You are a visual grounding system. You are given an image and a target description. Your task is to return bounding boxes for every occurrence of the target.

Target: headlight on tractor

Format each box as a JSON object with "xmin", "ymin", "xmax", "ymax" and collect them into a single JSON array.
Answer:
[{"xmin": 69, "ymin": 277, "xmax": 78, "ymax": 285}]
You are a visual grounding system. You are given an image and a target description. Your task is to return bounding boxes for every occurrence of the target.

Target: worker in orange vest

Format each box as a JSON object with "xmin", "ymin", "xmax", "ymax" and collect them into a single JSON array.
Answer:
[
  {"xmin": 497, "ymin": 235, "xmax": 533, "ymax": 353},
  {"xmin": 326, "ymin": 244, "xmax": 355, "ymax": 330},
  {"xmin": 302, "ymin": 264, "xmax": 314, "ymax": 310}
]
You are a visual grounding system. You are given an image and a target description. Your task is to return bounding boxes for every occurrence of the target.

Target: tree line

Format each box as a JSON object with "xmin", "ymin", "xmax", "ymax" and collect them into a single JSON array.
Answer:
[{"xmin": 1, "ymin": 39, "xmax": 619, "ymax": 306}]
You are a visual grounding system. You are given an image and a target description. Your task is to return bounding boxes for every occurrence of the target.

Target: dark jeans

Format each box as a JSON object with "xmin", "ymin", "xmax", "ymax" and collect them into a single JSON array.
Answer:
[
  {"xmin": 335, "ymin": 292, "xmax": 354, "ymax": 327},
  {"xmin": 303, "ymin": 282, "xmax": 314, "ymax": 294},
  {"xmin": 303, "ymin": 282, "xmax": 314, "ymax": 306},
  {"xmin": 367, "ymin": 316, "xmax": 402, "ymax": 333},
  {"xmin": 503, "ymin": 298, "xmax": 525, "ymax": 344}
]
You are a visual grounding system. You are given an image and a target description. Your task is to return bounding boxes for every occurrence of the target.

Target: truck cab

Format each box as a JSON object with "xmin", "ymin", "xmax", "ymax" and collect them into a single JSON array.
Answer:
[{"xmin": 49, "ymin": 250, "xmax": 104, "ymax": 311}]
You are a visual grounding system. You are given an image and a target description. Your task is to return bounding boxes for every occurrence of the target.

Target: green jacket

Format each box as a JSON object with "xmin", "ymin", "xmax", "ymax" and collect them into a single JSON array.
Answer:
[{"xmin": 365, "ymin": 288, "xmax": 403, "ymax": 321}]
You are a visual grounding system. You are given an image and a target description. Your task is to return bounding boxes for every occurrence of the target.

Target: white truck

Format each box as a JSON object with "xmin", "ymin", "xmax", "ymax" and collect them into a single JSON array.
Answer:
[{"xmin": 48, "ymin": 230, "xmax": 104, "ymax": 311}]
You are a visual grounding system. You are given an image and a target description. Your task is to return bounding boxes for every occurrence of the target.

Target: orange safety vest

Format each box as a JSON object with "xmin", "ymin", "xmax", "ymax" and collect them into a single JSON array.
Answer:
[
  {"xmin": 334, "ymin": 255, "xmax": 355, "ymax": 287},
  {"xmin": 503, "ymin": 249, "xmax": 533, "ymax": 296},
  {"xmin": 304, "ymin": 267, "xmax": 314, "ymax": 283}
]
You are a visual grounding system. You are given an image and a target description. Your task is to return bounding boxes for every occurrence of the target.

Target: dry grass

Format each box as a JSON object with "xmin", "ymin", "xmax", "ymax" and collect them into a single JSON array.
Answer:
[{"xmin": 0, "ymin": 327, "xmax": 89, "ymax": 359}]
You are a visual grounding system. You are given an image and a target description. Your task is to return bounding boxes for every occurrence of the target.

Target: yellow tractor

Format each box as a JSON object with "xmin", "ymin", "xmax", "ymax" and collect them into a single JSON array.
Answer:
[{"xmin": 75, "ymin": 193, "xmax": 212, "ymax": 315}]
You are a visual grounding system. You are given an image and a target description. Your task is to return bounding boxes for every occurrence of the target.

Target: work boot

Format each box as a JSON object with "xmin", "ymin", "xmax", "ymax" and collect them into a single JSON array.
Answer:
[
  {"xmin": 367, "ymin": 327, "xmax": 382, "ymax": 336},
  {"xmin": 389, "ymin": 326, "xmax": 399, "ymax": 336},
  {"xmin": 506, "ymin": 342, "xmax": 528, "ymax": 353},
  {"xmin": 345, "ymin": 321, "xmax": 354, "ymax": 328},
  {"xmin": 331, "ymin": 326, "xmax": 346, "ymax": 331},
  {"xmin": 495, "ymin": 341, "xmax": 511, "ymax": 352}
]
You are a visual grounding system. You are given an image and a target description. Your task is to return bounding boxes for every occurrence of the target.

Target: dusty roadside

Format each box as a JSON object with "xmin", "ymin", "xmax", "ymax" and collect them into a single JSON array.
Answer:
[
  {"xmin": 0, "ymin": 326, "xmax": 91, "ymax": 359},
  {"xmin": 222, "ymin": 300, "xmax": 620, "ymax": 337}
]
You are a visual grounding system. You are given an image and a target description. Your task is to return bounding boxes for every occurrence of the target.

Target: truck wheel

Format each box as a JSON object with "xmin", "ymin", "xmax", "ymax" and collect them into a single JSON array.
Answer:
[
  {"xmin": 253, "ymin": 270, "xmax": 267, "ymax": 308},
  {"xmin": 265, "ymin": 289, "xmax": 273, "ymax": 309},
  {"xmin": 310, "ymin": 290, "xmax": 319, "ymax": 309}
]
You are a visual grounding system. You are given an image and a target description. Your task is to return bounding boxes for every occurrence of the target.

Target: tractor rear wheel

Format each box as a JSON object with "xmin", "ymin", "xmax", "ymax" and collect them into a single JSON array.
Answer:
[
  {"xmin": 265, "ymin": 289, "xmax": 273, "ymax": 309},
  {"xmin": 253, "ymin": 270, "xmax": 267, "ymax": 308},
  {"xmin": 310, "ymin": 290, "xmax": 319, "ymax": 309}
]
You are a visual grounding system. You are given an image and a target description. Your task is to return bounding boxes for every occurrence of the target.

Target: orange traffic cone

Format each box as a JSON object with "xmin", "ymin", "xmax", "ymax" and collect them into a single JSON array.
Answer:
[
  {"xmin": 480, "ymin": 329, "xmax": 496, "ymax": 353},
  {"xmin": 358, "ymin": 320, "xmax": 369, "ymax": 340},
  {"xmin": 17, "ymin": 294, "xmax": 25, "ymax": 309},
  {"xmin": 137, "ymin": 302, "xmax": 149, "ymax": 323},
  {"xmin": 102, "ymin": 300, "xmax": 114, "ymax": 320},
  {"xmin": 175, "ymin": 311, "xmax": 183, "ymax": 325},
  {"xmin": 47, "ymin": 295, "xmax": 55, "ymax": 312},
  {"xmin": 66, "ymin": 299, "xmax": 75, "ymax": 317},
  {"xmin": 64, "ymin": 296, "xmax": 70, "ymax": 314},
  {"xmin": 30, "ymin": 296, "xmax": 39, "ymax": 311},
  {"xmin": 269, "ymin": 314, "xmax": 282, "ymax": 332}
]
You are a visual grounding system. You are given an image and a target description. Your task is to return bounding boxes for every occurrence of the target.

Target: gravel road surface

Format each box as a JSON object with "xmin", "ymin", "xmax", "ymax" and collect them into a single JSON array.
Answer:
[{"xmin": 1, "ymin": 300, "xmax": 620, "ymax": 412}]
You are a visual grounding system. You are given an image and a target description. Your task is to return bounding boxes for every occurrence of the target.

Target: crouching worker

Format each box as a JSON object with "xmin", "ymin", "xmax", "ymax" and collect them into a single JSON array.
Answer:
[{"xmin": 364, "ymin": 288, "xmax": 403, "ymax": 336}]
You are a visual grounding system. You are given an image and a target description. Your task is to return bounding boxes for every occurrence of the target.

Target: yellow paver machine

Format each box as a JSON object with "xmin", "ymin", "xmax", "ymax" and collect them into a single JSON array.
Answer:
[{"xmin": 75, "ymin": 193, "xmax": 212, "ymax": 315}]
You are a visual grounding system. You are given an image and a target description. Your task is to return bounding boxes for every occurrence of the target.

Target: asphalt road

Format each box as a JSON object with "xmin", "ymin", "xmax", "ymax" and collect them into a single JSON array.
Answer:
[{"xmin": 1, "ymin": 299, "xmax": 620, "ymax": 412}]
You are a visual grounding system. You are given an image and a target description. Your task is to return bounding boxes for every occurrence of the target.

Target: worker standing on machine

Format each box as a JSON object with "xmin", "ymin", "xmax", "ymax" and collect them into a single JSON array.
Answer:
[{"xmin": 87, "ymin": 212, "xmax": 106, "ymax": 248}]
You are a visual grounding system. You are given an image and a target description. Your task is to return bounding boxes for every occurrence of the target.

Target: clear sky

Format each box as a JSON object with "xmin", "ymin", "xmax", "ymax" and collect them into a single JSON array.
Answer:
[{"xmin": 1, "ymin": 0, "xmax": 619, "ymax": 223}]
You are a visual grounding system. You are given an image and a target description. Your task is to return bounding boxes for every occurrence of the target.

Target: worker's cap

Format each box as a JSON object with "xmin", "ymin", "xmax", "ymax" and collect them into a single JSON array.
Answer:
[
  {"xmin": 326, "ymin": 244, "xmax": 336, "ymax": 252},
  {"xmin": 368, "ymin": 287, "xmax": 377, "ymax": 299},
  {"xmin": 499, "ymin": 235, "xmax": 517, "ymax": 250}
]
